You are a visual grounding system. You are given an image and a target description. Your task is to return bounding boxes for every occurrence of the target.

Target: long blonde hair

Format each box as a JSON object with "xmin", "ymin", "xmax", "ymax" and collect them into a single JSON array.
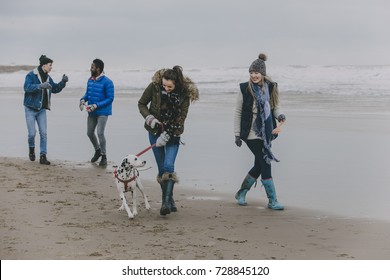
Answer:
[{"xmin": 247, "ymin": 76, "xmax": 279, "ymax": 109}]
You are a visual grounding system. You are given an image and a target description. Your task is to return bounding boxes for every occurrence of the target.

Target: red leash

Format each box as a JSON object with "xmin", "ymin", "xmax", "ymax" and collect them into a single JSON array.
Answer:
[
  {"xmin": 135, "ymin": 124, "xmax": 164, "ymax": 157},
  {"xmin": 136, "ymin": 143, "xmax": 156, "ymax": 157}
]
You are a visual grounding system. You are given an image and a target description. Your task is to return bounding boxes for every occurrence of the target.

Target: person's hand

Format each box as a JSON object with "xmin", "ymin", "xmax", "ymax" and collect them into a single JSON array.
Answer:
[
  {"xmin": 145, "ymin": 115, "xmax": 161, "ymax": 129},
  {"xmin": 39, "ymin": 82, "xmax": 52, "ymax": 90},
  {"xmin": 79, "ymin": 99, "xmax": 86, "ymax": 111},
  {"xmin": 235, "ymin": 136, "xmax": 242, "ymax": 147},
  {"xmin": 156, "ymin": 131, "xmax": 170, "ymax": 147},
  {"xmin": 273, "ymin": 114, "xmax": 286, "ymax": 134},
  {"xmin": 272, "ymin": 122, "xmax": 285, "ymax": 134},
  {"xmin": 62, "ymin": 74, "xmax": 69, "ymax": 83},
  {"xmin": 86, "ymin": 104, "xmax": 97, "ymax": 112}
]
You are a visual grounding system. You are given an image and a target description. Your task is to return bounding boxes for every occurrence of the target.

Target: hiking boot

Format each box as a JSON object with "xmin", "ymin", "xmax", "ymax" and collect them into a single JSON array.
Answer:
[
  {"xmin": 39, "ymin": 154, "xmax": 51, "ymax": 165},
  {"xmin": 91, "ymin": 149, "xmax": 101, "ymax": 162},
  {"xmin": 99, "ymin": 155, "xmax": 107, "ymax": 166},
  {"xmin": 29, "ymin": 147, "xmax": 35, "ymax": 161}
]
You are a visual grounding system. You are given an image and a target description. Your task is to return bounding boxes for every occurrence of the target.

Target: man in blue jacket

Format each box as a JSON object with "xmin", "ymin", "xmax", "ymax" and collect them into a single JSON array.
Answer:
[
  {"xmin": 24, "ymin": 55, "xmax": 68, "ymax": 165},
  {"xmin": 80, "ymin": 58, "xmax": 114, "ymax": 166}
]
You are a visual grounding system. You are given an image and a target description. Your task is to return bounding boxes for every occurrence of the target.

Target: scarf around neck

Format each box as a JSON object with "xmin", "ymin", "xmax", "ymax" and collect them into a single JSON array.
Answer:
[
  {"xmin": 160, "ymin": 88, "xmax": 182, "ymax": 137},
  {"xmin": 38, "ymin": 66, "xmax": 50, "ymax": 109},
  {"xmin": 252, "ymin": 82, "xmax": 279, "ymax": 164}
]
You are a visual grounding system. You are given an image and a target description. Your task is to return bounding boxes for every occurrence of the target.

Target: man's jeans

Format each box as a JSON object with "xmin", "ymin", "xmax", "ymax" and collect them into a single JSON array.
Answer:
[
  {"xmin": 25, "ymin": 106, "xmax": 47, "ymax": 155},
  {"xmin": 149, "ymin": 132, "xmax": 179, "ymax": 176},
  {"xmin": 87, "ymin": 115, "xmax": 108, "ymax": 155}
]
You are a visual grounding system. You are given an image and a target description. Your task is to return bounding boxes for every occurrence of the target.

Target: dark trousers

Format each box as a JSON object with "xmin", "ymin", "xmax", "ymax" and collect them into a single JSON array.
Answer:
[{"xmin": 246, "ymin": 139, "xmax": 272, "ymax": 180}]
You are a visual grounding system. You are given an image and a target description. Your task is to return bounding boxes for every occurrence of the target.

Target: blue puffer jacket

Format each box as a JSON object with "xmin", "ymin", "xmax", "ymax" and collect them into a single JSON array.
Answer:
[
  {"xmin": 24, "ymin": 68, "xmax": 66, "ymax": 110},
  {"xmin": 80, "ymin": 75, "xmax": 114, "ymax": 116}
]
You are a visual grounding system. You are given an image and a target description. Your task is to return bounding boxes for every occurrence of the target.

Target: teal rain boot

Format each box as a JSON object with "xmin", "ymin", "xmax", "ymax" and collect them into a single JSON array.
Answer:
[
  {"xmin": 235, "ymin": 174, "xmax": 256, "ymax": 206},
  {"xmin": 262, "ymin": 178, "xmax": 284, "ymax": 210}
]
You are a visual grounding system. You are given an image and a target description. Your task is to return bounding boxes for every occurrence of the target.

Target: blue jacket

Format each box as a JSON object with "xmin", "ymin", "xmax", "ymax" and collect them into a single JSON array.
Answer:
[
  {"xmin": 81, "ymin": 75, "xmax": 114, "ymax": 116},
  {"xmin": 24, "ymin": 68, "xmax": 66, "ymax": 110}
]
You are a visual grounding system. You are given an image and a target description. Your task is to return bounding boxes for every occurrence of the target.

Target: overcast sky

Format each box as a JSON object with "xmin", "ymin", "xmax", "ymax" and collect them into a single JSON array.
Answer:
[{"xmin": 1, "ymin": 0, "xmax": 389, "ymax": 69}]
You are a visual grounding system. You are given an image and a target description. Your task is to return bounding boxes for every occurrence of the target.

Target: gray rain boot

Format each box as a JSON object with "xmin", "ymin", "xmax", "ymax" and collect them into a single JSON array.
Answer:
[
  {"xmin": 235, "ymin": 174, "xmax": 256, "ymax": 206},
  {"xmin": 262, "ymin": 178, "xmax": 284, "ymax": 210}
]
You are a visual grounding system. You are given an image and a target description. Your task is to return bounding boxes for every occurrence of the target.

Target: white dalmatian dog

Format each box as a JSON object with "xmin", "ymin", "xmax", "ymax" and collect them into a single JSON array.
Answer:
[{"xmin": 113, "ymin": 154, "xmax": 151, "ymax": 219}]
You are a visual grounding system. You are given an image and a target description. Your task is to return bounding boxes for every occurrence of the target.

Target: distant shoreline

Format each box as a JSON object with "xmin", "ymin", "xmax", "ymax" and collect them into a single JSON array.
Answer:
[{"xmin": 0, "ymin": 65, "xmax": 35, "ymax": 73}]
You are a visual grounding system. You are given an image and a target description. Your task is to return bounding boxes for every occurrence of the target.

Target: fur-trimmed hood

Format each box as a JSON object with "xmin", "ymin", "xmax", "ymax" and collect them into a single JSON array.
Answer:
[{"xmin": 151, "ymin": 69, "xmax": 199, "ymax": 102}]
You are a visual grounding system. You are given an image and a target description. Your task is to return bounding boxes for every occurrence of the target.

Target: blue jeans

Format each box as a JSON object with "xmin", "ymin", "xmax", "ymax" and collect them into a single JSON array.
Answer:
[
  {"xmin": 25, "ymin": 106, "xmax": 47, "ymax": 155},
  {"xmin": 149, "ymin": 132, "xmax": 179, "ymax": 176}
]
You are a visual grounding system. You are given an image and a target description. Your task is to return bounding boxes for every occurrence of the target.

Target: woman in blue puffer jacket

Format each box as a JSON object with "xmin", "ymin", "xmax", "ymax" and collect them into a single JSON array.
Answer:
[{"xmin": 23, "ymin": 55, "xmax": 68, "ymax": 165}]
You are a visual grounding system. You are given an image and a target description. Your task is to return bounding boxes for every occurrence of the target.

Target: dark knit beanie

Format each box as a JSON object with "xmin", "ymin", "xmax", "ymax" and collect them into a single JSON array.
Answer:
[
  {"xmin": 39, "ymin": 55, "xmax": 53, "ymax": 66},
  {"xmin": 249, "ymin": 53, "xmax": 267, "ymax": 76}
]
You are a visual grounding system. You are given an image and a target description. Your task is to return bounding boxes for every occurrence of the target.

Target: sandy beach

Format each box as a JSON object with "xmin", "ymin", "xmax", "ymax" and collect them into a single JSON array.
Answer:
[
  {"xmin": 1, "ymin": 76, "xmax": 390, "ymax": 260},
  {"xmin": 1, "ymin": 156, "xmax": 390, "ymax": 260}
]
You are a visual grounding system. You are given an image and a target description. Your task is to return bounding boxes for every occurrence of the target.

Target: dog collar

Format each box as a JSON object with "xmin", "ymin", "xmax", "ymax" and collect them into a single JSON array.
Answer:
[{"xmin": 114, "ymin": 167, "xmax": 139, "ymax": 192}]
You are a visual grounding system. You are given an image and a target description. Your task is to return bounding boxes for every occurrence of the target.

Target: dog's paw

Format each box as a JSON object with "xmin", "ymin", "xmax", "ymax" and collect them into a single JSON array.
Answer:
[
  {"xmin": 118, "ymin": 205, "xmax": 125, "ymax": 211},
  {"xmin": 145, "ymin": 204, "xmax": 151, "ymax": 210},
  {"xmin": 128, "ymin": 214, "xmax": 135, "ymax": 219}
]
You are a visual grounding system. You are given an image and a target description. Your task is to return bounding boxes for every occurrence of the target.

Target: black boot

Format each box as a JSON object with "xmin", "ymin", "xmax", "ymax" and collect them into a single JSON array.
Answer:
[
  {"xmin": 29, "ymin": 147, "xmax": 35, "ymax": 161},
  {"xmin": 160, "ymin": 179, "xmax": 174, "ymax": 216},
  {"xmin": 158, "ymin": 176, "xmax": 177, "ymax": 212},
  {"xmin": 91, "ymin": 149, "xmax": 101, "ymax": 162},
  {"xmin": 169, "ymin": 184, "xmax": 177, "ymax": 212},
  {"xmin": 39, "ymin": 154, "xmax": 50, "ymax": 165},
  {"xmin": 99, "ymin": 155, "xmax": 107, "ymax": 166}
]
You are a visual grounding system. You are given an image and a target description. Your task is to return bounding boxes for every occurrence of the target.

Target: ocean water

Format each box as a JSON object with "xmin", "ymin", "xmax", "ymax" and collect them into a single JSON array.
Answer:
[
  {"xmin": 2, "ymin": 64, "xmax": 390, "ymax": 96},
  {"xmin": 1, "ymin": 65, "xmax": 390, "ymax": 221}
]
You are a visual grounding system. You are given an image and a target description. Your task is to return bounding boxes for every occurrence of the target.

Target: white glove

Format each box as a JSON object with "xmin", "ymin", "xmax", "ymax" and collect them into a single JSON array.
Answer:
[
  {"xmin": 145, "ymin": 115, "xmax": 160, "ymax": 129},
  {"xmin": 86, "ymin": 104, "xmax": 97, "ymax": 112},
  {"xmin": 155, "ymin": 131, "xmax": 170, "ymax": 147},
  {"xmin": 79, "ymin": 99, "xmax": 86, "ymax": 111}
]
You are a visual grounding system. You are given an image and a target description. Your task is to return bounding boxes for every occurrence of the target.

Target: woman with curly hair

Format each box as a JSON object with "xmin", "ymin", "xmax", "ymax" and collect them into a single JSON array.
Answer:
[{"xmin": 138, "ymin": 66, "xmax": 199, "ymax": 216}]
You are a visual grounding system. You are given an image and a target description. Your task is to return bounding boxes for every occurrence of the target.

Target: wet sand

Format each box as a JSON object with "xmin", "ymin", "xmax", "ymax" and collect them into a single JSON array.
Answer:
[{"xmin": 1, "ymin": 157, "xmax": 390, "ymax": 260}]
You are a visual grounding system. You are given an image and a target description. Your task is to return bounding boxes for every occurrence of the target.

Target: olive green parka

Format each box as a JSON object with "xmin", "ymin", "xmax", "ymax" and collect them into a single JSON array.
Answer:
[{"xmin": 138, "ymin": 69, "xmax": 199, "ymax": 136}]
